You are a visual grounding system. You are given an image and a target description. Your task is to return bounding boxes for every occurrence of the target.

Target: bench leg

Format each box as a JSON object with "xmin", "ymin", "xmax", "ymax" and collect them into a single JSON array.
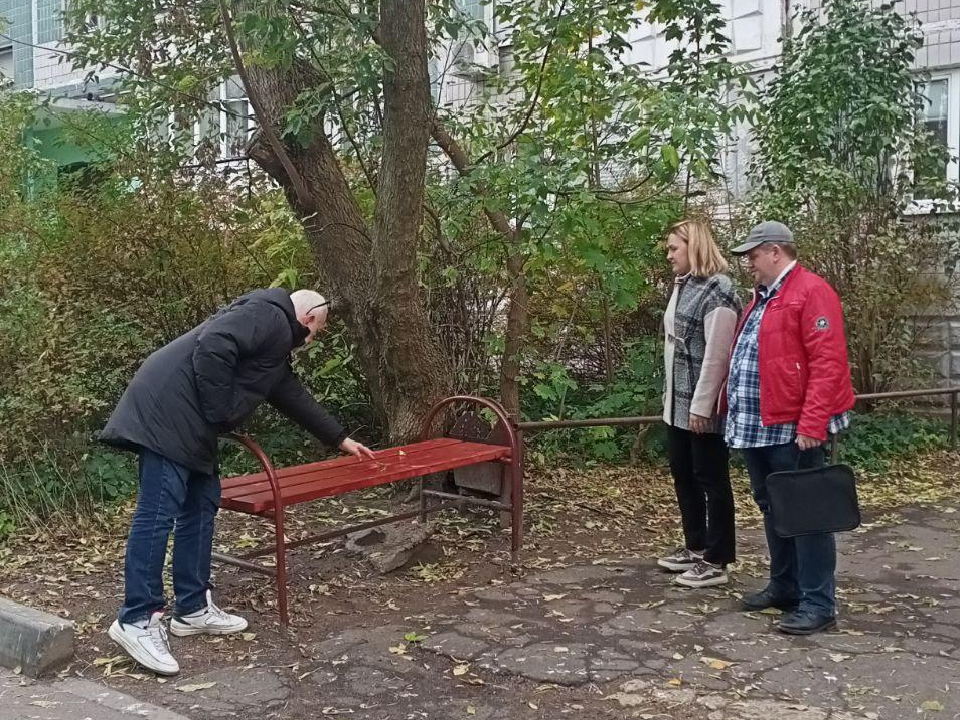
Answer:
[
  {"xmin": 273, "ymin": 503, "xmax": 289, "ymax": 626},
  {"xmin": 498, "ymin": 472, "xmax": 512, "ymax": 529},
  {"xmin": 418, "ymin": 477, "xmax": 427, "ymax": 523},
  {"xmin": 509, "ymin": 450, "xmax": 523, "ymax": 566}
]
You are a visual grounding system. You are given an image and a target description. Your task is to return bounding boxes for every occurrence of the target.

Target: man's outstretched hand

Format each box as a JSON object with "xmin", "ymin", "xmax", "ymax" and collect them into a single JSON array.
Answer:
[{"xmin": 340, "ymin": 437, "xmax": 377, "ymax": 461}]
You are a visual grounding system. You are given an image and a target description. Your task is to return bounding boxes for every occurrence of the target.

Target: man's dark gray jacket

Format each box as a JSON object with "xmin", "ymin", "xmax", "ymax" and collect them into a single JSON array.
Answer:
[{"xmin": 100, "ymin": 288, "xmax": 347, "ymax": 474}]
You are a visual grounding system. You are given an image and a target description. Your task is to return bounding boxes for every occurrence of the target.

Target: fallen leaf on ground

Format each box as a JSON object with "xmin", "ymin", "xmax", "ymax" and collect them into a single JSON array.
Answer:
[
  {"xmin": 176, "ymin": 682, "xmax": 217, "ymax": 693},
  {"xmin": 93, "ymin": 656, "xmax": 125, "ymax": 667}
]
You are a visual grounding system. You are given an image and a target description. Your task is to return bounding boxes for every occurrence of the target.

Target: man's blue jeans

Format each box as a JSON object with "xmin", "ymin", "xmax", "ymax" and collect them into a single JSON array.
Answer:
[
  {"xmin": 742, "ymin": 443, "xmax": 837, "ymax": 616},
  {"xmin": 118, "ymin": 449, "xmax": 221, "ymax": 625}
]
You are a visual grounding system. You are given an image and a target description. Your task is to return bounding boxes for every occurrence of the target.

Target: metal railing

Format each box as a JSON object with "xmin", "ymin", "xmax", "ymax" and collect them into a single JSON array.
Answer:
[{"xmin": 515, "ymin": 387, "xmax": 960, "ymax": 450}]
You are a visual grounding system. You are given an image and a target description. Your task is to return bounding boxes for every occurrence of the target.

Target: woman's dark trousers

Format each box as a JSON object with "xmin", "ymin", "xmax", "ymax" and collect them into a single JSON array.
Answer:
[{"xmin": 666, "ymin": 424, "xmax": 736, "ymax": 566}]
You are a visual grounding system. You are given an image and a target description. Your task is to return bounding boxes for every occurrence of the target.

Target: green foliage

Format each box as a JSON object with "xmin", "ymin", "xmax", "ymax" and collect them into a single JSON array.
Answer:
[
  {"xmin": 0, "ymin": 512, "xmax": 14, "ymax": 542},
  {"xmin": 0, "ymin": 439, "xmax": 137, "ymax": 538},
  {"xmin": 0, "ymin": 120, "xmax": 309, "ymax": 448},
  {"xmin": 839, "ymin": 412, "xmax": 949, "ymax": 473},
  {"xmin": 646, "ymin": 0, "xmax": 755, "ymax": 184},
  {"xmin": 746, "ymin": 0, "xmax": 960, "ymax": 393},
  {"xmin": 0, "ymin": 92, "xmax": 369, "ymax": 535},
  {"xmin": 522, "ymin": 340, "xmax": 664, "ymax": 463},
  {"xmin": 425, "ymin": 0, "xmax": 743, "ymax": 402}
]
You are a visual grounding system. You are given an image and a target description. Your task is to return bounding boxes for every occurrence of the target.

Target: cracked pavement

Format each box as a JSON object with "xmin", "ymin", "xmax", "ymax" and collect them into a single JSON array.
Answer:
[{"xmin": 5, "ymin": 504, "xmax": 960, "ymax": 719}]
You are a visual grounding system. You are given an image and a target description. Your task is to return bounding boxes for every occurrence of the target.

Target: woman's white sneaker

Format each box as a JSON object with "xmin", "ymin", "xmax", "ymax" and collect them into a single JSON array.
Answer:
[
  {"xmin": 674, "ymin": 560, "xmax": 729, "ymax": 588},
  {"xmin": 108, "ymin": 611, "xmax": 180, "ymax": 676},
  {"xmin": 657, "ymin": 546, "xmax": 704, "ymax": 572},
  {"xmin": 169, "ymin": 590, "xmax": 248, "ymax": 637}
]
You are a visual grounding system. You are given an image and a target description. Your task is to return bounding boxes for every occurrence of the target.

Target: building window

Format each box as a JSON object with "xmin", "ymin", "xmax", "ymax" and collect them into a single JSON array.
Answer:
[
  {"xmin": 0, "ymin": 43, "xmax": 13, "ymax": 83},
  {"xmin": 919, "ymin": 77, "xmax": 951, "ymax": 187},
  {"xmin": 924, "ymin": 78, "xmax": 949, "ymax": 148},
  {"xmin": 222, "ymin": 78, "xmax": 250, "ymax": 158}
]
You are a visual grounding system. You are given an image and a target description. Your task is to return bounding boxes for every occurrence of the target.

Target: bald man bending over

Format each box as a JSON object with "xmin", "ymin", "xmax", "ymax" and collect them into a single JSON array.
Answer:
[{"xmin": 100, "ymin": 288, "xmax": 374, "ymax": 675}]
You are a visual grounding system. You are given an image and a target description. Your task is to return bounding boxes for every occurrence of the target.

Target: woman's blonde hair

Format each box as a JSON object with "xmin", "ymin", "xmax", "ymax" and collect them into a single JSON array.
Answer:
[{"xmin": 667, "ymin": 219, "xmax": 729, "ymax": 278}]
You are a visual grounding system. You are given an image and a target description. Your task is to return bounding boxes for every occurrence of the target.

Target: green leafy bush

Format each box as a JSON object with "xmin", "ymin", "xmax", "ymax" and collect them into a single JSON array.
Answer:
[
  {"xmin": 838, "ymin": 412, "xmax": 949, "ymax": 473},
  {"xmin": 0, "ymin": 94, "xmax": 376, "ymax": 536},
  {"xmin": 522, "ymin": 339, "xmax": 664, "ymax": 464}
]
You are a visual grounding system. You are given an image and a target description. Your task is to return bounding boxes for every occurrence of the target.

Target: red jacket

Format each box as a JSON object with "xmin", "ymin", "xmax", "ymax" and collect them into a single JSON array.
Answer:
[{"xmin": 725, "ymin": 264, "xmax": 856, "ymax": 441}]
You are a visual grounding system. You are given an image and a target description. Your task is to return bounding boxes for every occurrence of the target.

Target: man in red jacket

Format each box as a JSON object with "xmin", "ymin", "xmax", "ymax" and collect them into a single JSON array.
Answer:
[{"xmin": 725, "ymin": 221, "xmax": 855, "ymax": 635}]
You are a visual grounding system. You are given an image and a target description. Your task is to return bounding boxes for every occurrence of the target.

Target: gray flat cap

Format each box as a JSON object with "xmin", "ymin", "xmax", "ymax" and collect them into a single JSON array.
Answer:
[{"xmin": 731, "ymin": 220, "xmax": 795, "ymax": 255}]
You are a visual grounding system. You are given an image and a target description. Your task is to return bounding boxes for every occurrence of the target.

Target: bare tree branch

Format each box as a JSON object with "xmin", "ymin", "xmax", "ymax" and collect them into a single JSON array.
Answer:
[
  {"xmin": 474, "ymin": 0, "xmax": 569, "ymax": 166},
  {"xmin": 218, "ymin": 0, "xmax": 312, "ymax": 207},
  {"xmin": 432, "ymin": 122, "xmax": 517, "ymax": 241}
]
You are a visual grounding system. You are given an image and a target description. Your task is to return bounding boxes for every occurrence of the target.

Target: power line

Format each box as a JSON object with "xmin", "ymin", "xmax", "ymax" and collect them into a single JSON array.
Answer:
[{"xmin": 0, "ymin": 31, "xmax": 251, "ymax": 120}]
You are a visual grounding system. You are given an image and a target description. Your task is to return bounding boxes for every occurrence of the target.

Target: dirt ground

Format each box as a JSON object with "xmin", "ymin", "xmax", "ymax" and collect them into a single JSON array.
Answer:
[{"xmin": 2, "ymin": 450, "xmax": 959, "ymax": 719}]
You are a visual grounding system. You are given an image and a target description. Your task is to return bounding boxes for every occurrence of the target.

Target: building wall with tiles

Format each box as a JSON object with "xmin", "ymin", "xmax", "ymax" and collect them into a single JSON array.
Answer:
[
  {"xmin": 0, "ymin": 0, "xmax": 110, "ymax": 94},
  {"xmin": 0, "ymin": 0, "xmax": 34, "ymax": 88},
  {"xmin": 31, "ymin": 0, "xmax": 99, "ymax": 94}
]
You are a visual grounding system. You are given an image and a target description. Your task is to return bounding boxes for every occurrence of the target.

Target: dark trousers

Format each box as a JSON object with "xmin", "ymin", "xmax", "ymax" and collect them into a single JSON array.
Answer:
[
  {"xmin": 742, "ymin": 443, "xmax": 836, "ymax": 616},
  {"xmin": 666, "ymin": 425, "xmax": 736, "ymax": 566},
  {"xmin": 119, "ymin": 449, "xmax": 221, "ymax": 624}
]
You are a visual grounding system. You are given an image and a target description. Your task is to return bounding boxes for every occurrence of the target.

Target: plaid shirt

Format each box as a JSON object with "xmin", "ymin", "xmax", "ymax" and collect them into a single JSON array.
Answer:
[{"xmin": 726, "ymin": 265, "xmax": 850, "ymax": 449}]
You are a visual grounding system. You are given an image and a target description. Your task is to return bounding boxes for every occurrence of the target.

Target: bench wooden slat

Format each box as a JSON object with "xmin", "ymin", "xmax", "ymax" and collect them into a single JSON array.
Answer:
[
  {"xmin": 222, "ymin": 440, "xmax": 506, "ymax": 502},
  {"xmin": 220, "ymin": 437, "xmax": 461, "ymax": 491},
  {"xmin": 221, "ymin": 440, "xmax": 510, "ymax": 514}
]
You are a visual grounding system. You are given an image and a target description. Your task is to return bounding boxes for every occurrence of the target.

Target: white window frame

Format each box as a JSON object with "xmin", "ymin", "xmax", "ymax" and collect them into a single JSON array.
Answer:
[
  {"xmin": 220, "ymin": 81, "xmax": 251, "ymax": 160},
  {"xmin": 927, "ymin": 70, "xmax": 959, "ymax": 186},
  {"xmin": 906, "ymin": 70, "xmax": 960, "ymax": 215}
]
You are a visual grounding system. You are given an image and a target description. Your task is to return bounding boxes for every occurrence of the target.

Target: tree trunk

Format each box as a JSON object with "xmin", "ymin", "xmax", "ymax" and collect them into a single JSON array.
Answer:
[
  {"xmin": 234, "ymin": 1, "xmax": 449, "ymax": 442},
  {"xmin": 500, "ymin": 249, "xmax": 529, "ymax": 419},
  {"xmin": 368, "ymin": 0, "xmax": 451, "ymax": 440}
]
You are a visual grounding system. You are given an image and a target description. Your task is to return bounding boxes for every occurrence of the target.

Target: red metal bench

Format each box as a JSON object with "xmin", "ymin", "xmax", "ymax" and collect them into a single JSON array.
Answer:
[{"xmin": 211, "ymin": 396, "xmax": 522, "ymax": 625}]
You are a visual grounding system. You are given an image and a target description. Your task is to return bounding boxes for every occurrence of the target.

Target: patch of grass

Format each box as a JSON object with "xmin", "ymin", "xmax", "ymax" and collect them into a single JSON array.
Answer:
[{"xmin": 0, "ymin": 438, "xmax": 136, "ymax": 540}]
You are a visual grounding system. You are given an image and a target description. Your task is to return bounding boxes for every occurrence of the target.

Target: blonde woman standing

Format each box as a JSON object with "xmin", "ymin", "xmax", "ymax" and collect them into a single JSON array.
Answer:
[{"xmin": 658, "ymin": 219, "xmax": 741, "ymax": 588}]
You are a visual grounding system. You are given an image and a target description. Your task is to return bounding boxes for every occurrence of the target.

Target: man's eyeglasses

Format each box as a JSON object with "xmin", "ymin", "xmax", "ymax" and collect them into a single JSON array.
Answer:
[{"xmin": 307, "ymin": 300, "xmax": 331, "ymax": 315}]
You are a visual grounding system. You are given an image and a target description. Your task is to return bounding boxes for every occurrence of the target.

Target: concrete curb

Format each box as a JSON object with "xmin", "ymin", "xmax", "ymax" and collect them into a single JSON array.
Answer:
[
  {"xmin": 2, "ymin": 669, "xmax": 191, "ymax": 719},
  {"xmin": 0, "ymin": 596, "xmax": 75, "ymax": 676}
]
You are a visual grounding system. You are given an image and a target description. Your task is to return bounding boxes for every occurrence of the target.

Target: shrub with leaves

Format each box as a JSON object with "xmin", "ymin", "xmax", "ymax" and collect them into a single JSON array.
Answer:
[
  {"xmin": 747, "ymin": 0, "xmax": 960, "ymax": 392},
  {"xmin": 0, "ymin": 93, "xmax": 367, "ymax": 533}
]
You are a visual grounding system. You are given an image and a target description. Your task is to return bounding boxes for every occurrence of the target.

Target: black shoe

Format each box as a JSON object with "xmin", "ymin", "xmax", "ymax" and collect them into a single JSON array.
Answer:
[
  {"xmin": 740, "ymin": 588, "xmax": 800, "ymax": 613},
  {"xmin": 778, "ymin": 611, "xmax": 837, "ymax": 635}
]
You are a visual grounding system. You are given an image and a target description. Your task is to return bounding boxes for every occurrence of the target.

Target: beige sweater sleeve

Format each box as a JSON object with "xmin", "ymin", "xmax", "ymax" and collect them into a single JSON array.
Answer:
[{"xmin": 690, "ymin": 306, "xmax": 738, "ymax": 418}]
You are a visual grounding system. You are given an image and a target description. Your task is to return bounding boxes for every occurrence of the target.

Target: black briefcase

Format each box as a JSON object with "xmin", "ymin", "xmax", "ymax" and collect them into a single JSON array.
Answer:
[{"xmin": 766, "ymin": 464, "xmax": 861, "ymax": 537}]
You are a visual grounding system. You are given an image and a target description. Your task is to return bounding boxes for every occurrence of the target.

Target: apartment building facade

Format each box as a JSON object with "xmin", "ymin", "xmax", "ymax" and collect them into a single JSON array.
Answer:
[{"xmin": 0, "ymin": 0, "xmax": 251, "ymax": 165}]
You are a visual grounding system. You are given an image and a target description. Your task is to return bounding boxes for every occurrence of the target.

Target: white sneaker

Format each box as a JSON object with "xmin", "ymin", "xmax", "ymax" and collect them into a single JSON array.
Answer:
[
  {"xmin": 674, "ymin": 560, "xmax": 729, "ymax": 588},
  {"xmin": 169, "ymin": 590, "xmax": 248, "ymax": 637},
  {"xmin": 108, "ymin": 611, "xmax": 180, "ymax": 676},
  {"xmin": 657, "ymin": 546, "xmax": 704, "ymax": 572}
]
